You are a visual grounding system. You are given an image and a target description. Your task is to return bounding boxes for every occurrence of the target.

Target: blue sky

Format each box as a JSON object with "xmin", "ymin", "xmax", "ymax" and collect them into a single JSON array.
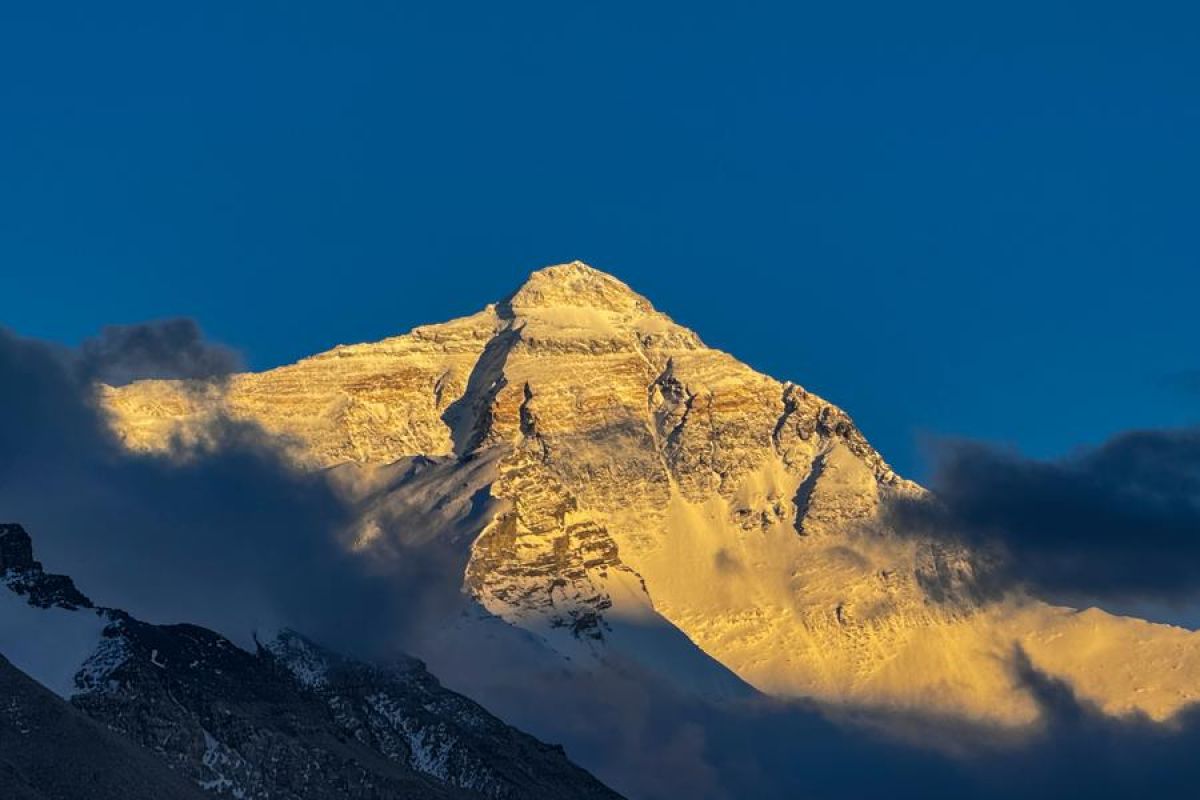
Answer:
[{"xmin": 2, "ymin": 2, "xmax": 1197, "ymax": 478}]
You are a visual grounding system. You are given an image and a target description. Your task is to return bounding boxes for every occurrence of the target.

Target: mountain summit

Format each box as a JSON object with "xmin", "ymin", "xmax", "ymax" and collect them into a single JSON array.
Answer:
[
  {"xmin": 505, "ymin": 261, "xmax": 656, "ymax": 313},
  {"xmin": 103, "ymin": 262, "xmax": 1200, "ymax": 731}
]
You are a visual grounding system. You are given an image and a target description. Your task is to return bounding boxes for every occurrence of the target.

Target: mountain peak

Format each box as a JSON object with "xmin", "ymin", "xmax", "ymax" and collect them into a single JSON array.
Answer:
[
  {"xmin": 0, "ymin": 523, "xmax": 36, "ymax": 572},
  {"xmin": 1, "ymin": 523, "xmax": 93, "ymax": 610},
  {"xmin": 99, "ymin": 263, "xmax": 1200, "ymax": 733},
  {"xmin": 505, "ymin": 261, "xmax": 654, "ymax": 315}
]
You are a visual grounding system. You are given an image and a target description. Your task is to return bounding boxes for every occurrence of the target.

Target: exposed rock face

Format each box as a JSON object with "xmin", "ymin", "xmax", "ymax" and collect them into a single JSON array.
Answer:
[
  {"xmin": 462, "ymin": 419, "xmax": 652, "ymax": 643},
  {"xmin": 102, "ymin": 261, "xmax": 1200, "ymax": 725},
  {"xmin": 101, "ymin": 308, "xmax": 501, "ymax": 465},
  {"xmin": 0, "ymin": 524, "xmax": 623, "ymax": 800}
]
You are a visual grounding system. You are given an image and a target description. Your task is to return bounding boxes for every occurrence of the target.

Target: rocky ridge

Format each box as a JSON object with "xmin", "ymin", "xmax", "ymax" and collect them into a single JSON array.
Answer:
[{"xmin": 0, "ymin": 523, "xmax": 622, "ymax": 800}]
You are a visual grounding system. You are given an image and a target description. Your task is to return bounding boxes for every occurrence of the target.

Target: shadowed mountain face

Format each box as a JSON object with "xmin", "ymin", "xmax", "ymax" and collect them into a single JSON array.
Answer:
[
  {"xmin": 101, "ymin": 262, "xmax": 1200, "ymax": 734},
  {"xmin": 0, "ymin": 524, "xmax": 622, "ymax": 800},
  {"xmin": 0, "ymin": 652, "xmax": 208, "ymax": 800}
]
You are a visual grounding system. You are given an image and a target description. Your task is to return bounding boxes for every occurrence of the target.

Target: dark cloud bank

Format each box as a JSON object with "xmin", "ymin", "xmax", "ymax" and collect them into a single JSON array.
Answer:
[
  {"xmin": 4, "ymin": 320, "xmax": 1200, "ymax": 798},
  {"xmin": 0, "ymin": 321, "xmax": 394, "ymax": 653},
  {"xmin": 78, "ymin": 318, "xmax": 243, "ymax": 386},
  {"xmin": 888, "ymin": 429, "xmax": 1200, "ymax": 605}
]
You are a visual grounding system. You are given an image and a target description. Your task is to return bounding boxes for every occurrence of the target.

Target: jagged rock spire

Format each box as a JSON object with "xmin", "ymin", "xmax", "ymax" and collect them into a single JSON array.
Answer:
[{"xmin": 0, "ymin": 523, "xmax": 93, "ymax": 610}]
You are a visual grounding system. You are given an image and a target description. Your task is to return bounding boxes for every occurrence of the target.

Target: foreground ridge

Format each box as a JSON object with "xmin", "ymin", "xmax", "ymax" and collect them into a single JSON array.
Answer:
[{"xmin": 0, "ymin": 523, "xmax": 623, "ymax": 800}]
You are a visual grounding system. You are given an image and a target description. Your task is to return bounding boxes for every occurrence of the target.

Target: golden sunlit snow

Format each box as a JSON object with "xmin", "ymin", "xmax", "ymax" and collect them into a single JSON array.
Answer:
[{"xmin": 103, "ymin": 262, "xmax": 1200, "ymax": 725}]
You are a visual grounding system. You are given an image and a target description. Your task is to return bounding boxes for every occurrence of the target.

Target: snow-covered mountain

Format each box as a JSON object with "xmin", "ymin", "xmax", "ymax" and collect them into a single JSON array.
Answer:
[
  {"xmin": 102, "ymin": 262, "xmax": 1200, "ymax": 732},
  {"xmin": 0, "ymin": 523, "xmax": 621, "ymax": 800}
]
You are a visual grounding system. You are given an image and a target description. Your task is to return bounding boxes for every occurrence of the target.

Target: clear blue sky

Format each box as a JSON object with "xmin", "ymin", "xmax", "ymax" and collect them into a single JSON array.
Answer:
[{"xmin": 2, "ymin": 2, "xmax": 1197, "ymax": 478}]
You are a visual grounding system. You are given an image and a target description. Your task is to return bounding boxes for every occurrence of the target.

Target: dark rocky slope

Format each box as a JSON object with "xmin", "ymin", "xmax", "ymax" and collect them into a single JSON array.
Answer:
[
  {"xmin": 0, "ymin": 523, "xmax": 622, "ymax": 800},
  {"xmin": 0, "ymin": 652, "xmax": 208, "ymax": 800}
]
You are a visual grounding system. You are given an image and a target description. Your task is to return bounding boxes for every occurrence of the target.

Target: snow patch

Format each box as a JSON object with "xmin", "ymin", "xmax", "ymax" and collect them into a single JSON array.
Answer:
[
  {"xmin": 75, "ymin": 633, "xmax": 130, "ymax": 695},
  {"xmin": 0, "ymin": 586, "xmax": 107, "ymax": 697},
  {"xmin": 263, "ymin": 631, "xmax": 330, "ymax": 688},
  {"xmin": 199, "ymin": 728, "xmax": 249, "ymax": 799}
]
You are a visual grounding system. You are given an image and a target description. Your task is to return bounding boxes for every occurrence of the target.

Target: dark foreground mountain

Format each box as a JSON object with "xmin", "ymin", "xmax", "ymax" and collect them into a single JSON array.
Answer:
[
  {"xmin": 0, "ymin": 523, "xmax": 621, "ymax": 800},
  {"xmin": 0, "ymin": 652, "xmax": 207, "ymax": 800}
]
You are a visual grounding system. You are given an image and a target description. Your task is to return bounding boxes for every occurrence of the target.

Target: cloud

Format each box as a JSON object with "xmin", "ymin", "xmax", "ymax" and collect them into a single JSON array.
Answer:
[
  {"xmin": 886, "ymin": 429, "xmax": 1200, "ymax": 603},
  {"xmin": 0, "ymin": 324, "xmax": 396, "ymax": 654},
  {"xmin": 974, "ymin": 645, "xmax": 1200, "ymax": 799},
  {"xmin": 78, "ymin": 318, "xmax": 242, "ymax": 386},
  {"xmin": 510, "ymin": 643, "xmax": 1200, "ymax": 800}
]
